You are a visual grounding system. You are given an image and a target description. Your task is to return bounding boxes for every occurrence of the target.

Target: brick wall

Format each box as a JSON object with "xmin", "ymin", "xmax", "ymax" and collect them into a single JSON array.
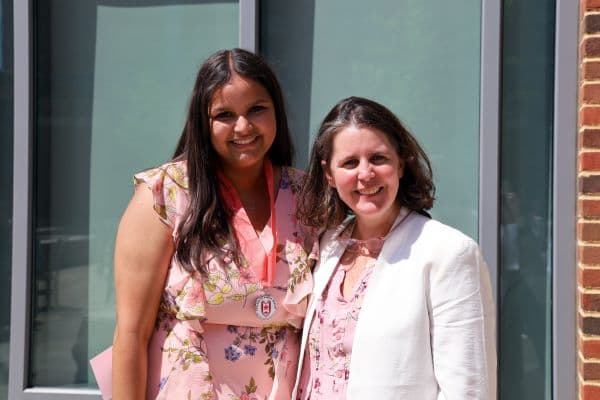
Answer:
[{"xmin": 580, "ymin": 1, "xmax": 600, "ymax": 399}]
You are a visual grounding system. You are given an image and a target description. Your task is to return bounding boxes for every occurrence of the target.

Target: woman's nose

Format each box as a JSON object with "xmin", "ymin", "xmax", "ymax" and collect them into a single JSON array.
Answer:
[
  {"xmin": 234, "ymin": 115, "xmax": 252, "ymax": 134},
  {"xmin": 357, "ymin": 163, "xmax": 374, "ymax": 180}
]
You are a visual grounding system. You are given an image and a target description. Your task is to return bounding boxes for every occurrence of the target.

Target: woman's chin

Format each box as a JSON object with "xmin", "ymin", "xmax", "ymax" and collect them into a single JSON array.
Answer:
[{"xmin": 352, "ymin": 202, "xmax": 400, "ymax": 223}]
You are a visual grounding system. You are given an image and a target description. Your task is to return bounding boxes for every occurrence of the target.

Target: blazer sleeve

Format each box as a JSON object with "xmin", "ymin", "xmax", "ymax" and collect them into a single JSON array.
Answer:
[{"xmin": 428, "ymin": 238, "xmax": 497, "ymax": 400}]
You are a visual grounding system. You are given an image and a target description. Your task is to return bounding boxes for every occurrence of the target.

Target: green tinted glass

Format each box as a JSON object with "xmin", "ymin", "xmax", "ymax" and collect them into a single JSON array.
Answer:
[
  {"xmin": 261, "ymin": 0, "xmax": 481, "ymax": 237},
  {"xmin": 499, "ymin": 0, "xmax": 555, "ymax": 398},
  {"xmin": 32, "ymin": 0, "xmax": 238, "ymax": 387}
]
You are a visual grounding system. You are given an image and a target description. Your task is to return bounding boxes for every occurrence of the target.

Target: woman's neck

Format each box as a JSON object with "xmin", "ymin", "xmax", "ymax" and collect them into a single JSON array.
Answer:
[
  {"xmin": 352, "ymin": 206, "xmax": 401, "ymax": 240},
  {"xmin": 221, "ymin": 161, "xmax": 264, "ymax": 193}
]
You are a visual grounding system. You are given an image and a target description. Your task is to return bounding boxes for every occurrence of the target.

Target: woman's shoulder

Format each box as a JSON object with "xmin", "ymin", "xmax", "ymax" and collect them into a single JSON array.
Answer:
[
  {"xmin": 134, "ymin": 160, "xmax": 188, "ymax": 191},
  {"xmin": 318, "ymin": 216, "xmax": 354, "ymax": 255},
  {"xmin": 133, "ymin": 160, "xmax": 189, "ymax": 228},
  {"xmin": 385, "ymin": 211, "xmax": 480, "ymax": 264},
  {"xmin": 402, "ymin": 212, "xmax": 475, "ymax": 244},
  {"xmin": 280, "ymin": 166, "xmax": 305, "ymax": 194}
]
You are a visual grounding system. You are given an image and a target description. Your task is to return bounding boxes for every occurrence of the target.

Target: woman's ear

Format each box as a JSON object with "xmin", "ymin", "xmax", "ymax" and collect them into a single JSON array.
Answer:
[
  {"xmin": 398, "ymin": 158, "xmax": 405, "ymax": 179},
  {"xmin": 321, "ymin": 160, "xmax": 336, "ymax": 188}
]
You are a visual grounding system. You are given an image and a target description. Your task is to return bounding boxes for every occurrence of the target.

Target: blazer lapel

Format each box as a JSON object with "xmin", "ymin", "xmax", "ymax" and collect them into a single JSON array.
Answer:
[
  {"xmin": 292, "ymin": 217, "xmax": 354, "ymax": 400},
  {"xmin": 310, "ymin": 218, "xmax": 353, "ymax": 306}
]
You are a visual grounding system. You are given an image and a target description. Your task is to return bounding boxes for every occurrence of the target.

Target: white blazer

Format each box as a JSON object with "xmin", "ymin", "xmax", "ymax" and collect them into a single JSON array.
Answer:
[{"xmin": 293, "ymin": 209, "xmax": 496, "ymax": 400}]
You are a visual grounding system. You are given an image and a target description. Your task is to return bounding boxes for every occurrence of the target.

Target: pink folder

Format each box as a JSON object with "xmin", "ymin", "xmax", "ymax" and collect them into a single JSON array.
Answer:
[{"xmin": 90, "ymin": 346, "xmax": 113, "ymax": 400}]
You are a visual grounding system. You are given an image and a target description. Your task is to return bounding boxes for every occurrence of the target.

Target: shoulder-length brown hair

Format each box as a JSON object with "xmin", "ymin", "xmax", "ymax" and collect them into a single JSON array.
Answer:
[
  {"xmin": 173, "ymin": 48, "xmax": 293, "ymax": 272},
  {"xmin": 296, "ymin": 96, "xmax": 434, "ymax": 230}
]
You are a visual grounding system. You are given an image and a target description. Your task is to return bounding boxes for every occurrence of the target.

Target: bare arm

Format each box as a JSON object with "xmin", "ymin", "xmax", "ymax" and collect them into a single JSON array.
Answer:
[{"xmin": 112, "ymin": 185, "xmax": 174, "ymax": 400}]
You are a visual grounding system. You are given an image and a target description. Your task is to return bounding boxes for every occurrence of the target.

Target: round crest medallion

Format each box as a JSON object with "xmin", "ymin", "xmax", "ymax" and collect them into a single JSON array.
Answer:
[{"xmin": 255, "ymin": 294, "xmax": 277, "ymax": 320}]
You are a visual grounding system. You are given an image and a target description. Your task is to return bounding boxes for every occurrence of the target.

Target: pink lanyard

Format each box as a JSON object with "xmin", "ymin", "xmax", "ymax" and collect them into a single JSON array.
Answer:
[{"xmin": 218, "ymin": 159, "xmax": 278, "ymax": 286}]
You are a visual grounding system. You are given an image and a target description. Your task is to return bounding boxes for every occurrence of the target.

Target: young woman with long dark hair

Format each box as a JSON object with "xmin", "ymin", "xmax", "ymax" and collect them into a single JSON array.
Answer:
[{"xmin": 107, "ymin": 48, "xmax": 315, "ymax": 399}]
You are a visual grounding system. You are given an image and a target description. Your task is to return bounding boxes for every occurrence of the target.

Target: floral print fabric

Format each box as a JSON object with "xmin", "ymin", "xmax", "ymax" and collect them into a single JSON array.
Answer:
[
  {"xmin": 298, "ymin": 255, "xmax": 376, "ymax": 400},
  {"xmin": 134, "ymin": 161, "xmax": 316, "ymax": 400}
]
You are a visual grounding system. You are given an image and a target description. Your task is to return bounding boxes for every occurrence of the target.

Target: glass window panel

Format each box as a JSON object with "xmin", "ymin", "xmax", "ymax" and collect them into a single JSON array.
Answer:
[
  {"xmin": 499, "ymin": 0, "xmax": 555, "ymax": 399},
  {"xmin": 261, "ymin": 0, "xmax": 481, "ymax": 237},
  {"xmin": 32, "ymin": 0, "xmax": 238, "ymax": 388},
  {"xmin": 0, "ymin": 1, "xmax": 12, "ymax": 398}
]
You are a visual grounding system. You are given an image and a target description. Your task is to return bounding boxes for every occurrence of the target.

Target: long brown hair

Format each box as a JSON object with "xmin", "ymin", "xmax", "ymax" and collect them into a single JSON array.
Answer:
[
  {"xmin": 173, "ymin": 48, "xmax": 293, "ymax": 272},
  {"xmin": 296, "ymin": 96, "xmax": 434, "ymax": 230}
]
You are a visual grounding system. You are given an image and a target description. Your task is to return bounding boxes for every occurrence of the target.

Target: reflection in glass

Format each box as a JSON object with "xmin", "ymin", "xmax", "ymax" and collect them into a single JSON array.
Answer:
[
  {"xmin": 499, "ymin": 0, "xmax": 555, "ymax": 399},
  {"xmin": 0, "ymin": 1, "xmax": 13, "ymax": 398},
  {"xmin": 261, "ymin": 0, "xmax": 481, "ymax": 238},
  {"xmin": 32, "ymin": 0, "xmax": 238, "ymax": 387}
]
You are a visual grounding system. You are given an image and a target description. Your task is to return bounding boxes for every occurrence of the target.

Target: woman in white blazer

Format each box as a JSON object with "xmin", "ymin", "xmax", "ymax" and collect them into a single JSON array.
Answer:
[{"xmin": 294, "ymin": 97, "xmax": 496, "ymax": 400}]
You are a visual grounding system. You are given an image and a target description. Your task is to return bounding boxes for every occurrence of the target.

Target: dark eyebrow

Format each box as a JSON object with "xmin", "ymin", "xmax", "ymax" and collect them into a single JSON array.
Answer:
[
  {"xmin": 209, "ymin": 106, "xmax": 227, "ymax": 114},
  {"xmin": 251, "ymin": 98, "xmax": 272, "ymax": 106},
  {"xmin": 336, "ymin": 155, "xmax": 356, "ymax": 164},
  {"xmin": 210, "ymin": 98, "xmax": 271, "ymax": 115}
]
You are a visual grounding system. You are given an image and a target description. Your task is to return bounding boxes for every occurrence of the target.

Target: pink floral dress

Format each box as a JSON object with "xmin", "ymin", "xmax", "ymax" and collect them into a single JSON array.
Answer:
[
  {"xmin": 298, "ymin": 243, "xmax": 377, "ymax": 400},
  {"xmin": 134, "ymin": 161, "xmax": 316, "ymax": 400}
]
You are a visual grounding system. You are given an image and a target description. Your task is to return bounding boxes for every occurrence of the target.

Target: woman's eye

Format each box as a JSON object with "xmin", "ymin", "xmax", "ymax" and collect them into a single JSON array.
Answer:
[
  {"xmin": 249, "ymin": 105, "xmax": 267, "ymax": 113},
  {"xmin": 341, "ymin": 159, "xmax": 358, "ymax": 168},
  {"xmin": 213, "ymin": 111, "xmax": 234, "ymax": 121},
  {"xmin": 371, "ymin": 154, "xmax": 388, "ymax": 164}
]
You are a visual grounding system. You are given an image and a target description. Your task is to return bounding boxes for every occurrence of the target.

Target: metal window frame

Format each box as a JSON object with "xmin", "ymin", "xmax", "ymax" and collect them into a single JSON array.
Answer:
[
  {"xmin": 8, "ymin": 1, "xmax": 258, "ymax": 398},
  {"xmin": 239, "ymin": 0, "xmax": 257, "ymax": 52},
  {"xmin": 8, "ymin": 0, "xmax": 34, "ymax": 398},
  {"xmin": 479, "ymin": 0, "xmax": 501, "ymax": 301},
  {"xmin": 478, "ymin": 2, "xmax": 500, "ymax": 395},
  {"xmin": 552, "ymin": 0, "xmax": 578, "ymax": 398},
  {"xmin": 479, "ymin": 0, "xmax": 578, "ymax": 397}
]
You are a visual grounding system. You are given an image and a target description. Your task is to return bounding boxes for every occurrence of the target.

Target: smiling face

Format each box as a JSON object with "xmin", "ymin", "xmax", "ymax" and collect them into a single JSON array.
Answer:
[
  {"xmin": 209, "ymin": 73, "xmax": 277, "ymax": 175},
  {"xmin": 323, "ymin": 124, "xmax": 404, "ymax": 227}
]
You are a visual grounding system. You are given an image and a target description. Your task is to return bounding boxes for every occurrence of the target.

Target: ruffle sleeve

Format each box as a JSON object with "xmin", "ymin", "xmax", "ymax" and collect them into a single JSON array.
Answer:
[
  {"xmin": 280, "ymin": 230, "xmax": 318, "ymax": 326},
  {"xmin": 133, "ymin": 161, "xmax": 188, "ymax": 236},
  {"xmin": 278, "ymin": 167, "xmax": 320, "ymax": 328}
]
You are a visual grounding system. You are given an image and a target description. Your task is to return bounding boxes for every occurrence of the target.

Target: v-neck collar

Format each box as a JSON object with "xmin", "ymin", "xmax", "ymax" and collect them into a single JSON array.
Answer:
[{"xmin": 218, "ymin": 160, "xmax": 279, "ymax": 286}]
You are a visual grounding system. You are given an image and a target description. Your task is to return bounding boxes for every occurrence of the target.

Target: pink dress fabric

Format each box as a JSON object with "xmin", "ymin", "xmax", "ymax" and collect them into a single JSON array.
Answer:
[
  {"xmin": 134, "ymin": 160, "xmax": 316, "ymax": 400},
  {"xmin": 298, "ymin": 237, "xmax": 376, "ymax": 400}
]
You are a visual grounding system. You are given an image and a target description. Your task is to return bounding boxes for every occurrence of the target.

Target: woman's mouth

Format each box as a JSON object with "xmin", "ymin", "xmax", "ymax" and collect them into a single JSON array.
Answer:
[
  {"xmin": 231, "ymin": 136, "xmax": 258, "ymax": 146},
  {"xmin": 357, "ymin": 186, "xmax": 382, "ymax": 196}
]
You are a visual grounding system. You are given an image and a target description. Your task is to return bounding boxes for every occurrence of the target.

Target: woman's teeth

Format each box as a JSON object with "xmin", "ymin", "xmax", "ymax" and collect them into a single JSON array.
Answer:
[
  {"xmin": 232, "ymin": 137, "xmax": 256, "ymax": 145},
  {"xmin": 358, "ymin": 187, "xmax": 381, "ymax": 195}
]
